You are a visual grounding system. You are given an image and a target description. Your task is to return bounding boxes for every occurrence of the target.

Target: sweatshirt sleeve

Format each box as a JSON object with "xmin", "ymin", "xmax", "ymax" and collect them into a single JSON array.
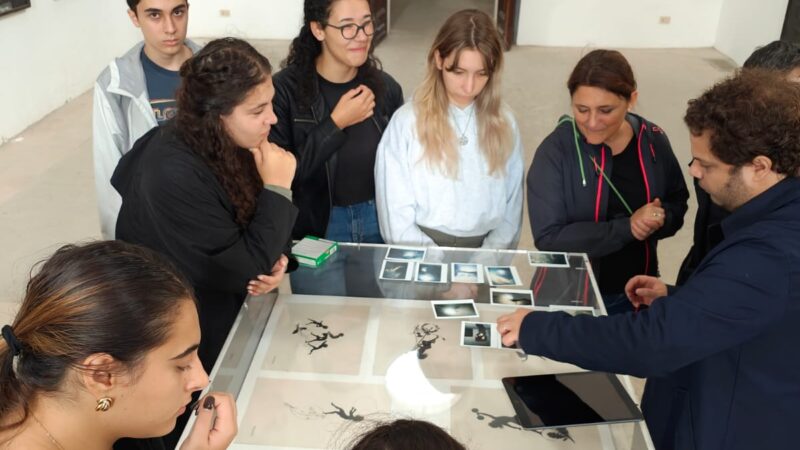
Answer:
[
  {"xmin": 374, "ymin": 107, "xmax": 435, "ymax": 246},
  {"xmin": 482, "ymin": 115, "xmax": 523, "ymax": 249},
  {"xmin": 528, "ymin": 134, "xmax": 634, "ymax": 257},
  {"xmin": 92, "ymin": 81, "xmax": 126, "ymax": 239},
  {"xmin": 517, "ymin": 238, "xmax": 790, "ymax": 378}
]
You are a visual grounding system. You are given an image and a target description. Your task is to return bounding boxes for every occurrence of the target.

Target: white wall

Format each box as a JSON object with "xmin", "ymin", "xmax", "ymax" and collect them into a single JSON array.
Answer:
[
  {"xmin": 0, "ymin": 1, "xmax": 141, "ymax": 143},
  {"xmin": 715, "ymin": 0, "xmax": 789, "ymax": 66},
  {"xmin": 516, "ymin": 0, "xmax": 725, "ymax": 48},
  {"xmin": 188, "ymin": 0, "xmax": 303, "ymax": 40}
]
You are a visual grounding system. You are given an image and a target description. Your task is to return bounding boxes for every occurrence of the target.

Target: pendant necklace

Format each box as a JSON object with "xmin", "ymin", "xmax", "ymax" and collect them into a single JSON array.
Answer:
[
  {"xmin": 31, "ymin": 413, "xmax": 66, "ymax": 450},
  {"xmin": 453, "ymin": 106, "xmax": 474, "ymax": 146}
]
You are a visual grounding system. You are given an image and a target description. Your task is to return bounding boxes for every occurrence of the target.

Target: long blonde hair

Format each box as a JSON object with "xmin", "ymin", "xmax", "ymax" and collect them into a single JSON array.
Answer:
[{"xmin": 414, "ymin": 9, "xmax": 513, "ymax": 178}]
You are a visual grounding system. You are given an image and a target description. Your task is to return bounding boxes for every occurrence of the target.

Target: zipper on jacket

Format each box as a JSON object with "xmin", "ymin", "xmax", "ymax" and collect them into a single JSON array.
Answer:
[{"xmin": 309, "ymin": 107, "xmax": 336, "ymax": 210}]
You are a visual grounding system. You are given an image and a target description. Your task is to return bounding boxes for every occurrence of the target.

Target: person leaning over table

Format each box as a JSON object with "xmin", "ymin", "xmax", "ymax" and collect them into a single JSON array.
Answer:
[
  {"xmin": 498, "ymin": 69, "xmax": 800, "ymax": 450},
  {"xmin": 112, "ymin": 38, "xmax": 297, "ymax": 448},
  {"xmin": 0, "ymin": 241, "xmax": 237, "ymax": 450},
  {"xmin": 527, "ymin": 49, "xmax": 688, "ymax": 314},
  {"xmin": 269, "ymin": 0, "xmax": 404, "ymax": 244},
  {"xmin": 375, "ymin": 9, "xmax": 523, "ymax": 250}
]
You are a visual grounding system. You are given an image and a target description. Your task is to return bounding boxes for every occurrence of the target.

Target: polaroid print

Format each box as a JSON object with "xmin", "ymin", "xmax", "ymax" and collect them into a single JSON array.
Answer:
[
  {"xmin": 490, "ymin": 288, "xmax": 535, "ymax": 308},
  {"xmin": 379, "ymin": 260, "xmax": 413, "ymax": 281},
  {"xmin": 451, "ymin": 263, "xmax": 485, "ymax": 284},
  {"xmin": 385, "ymin": 246, "xmax": 427, "ymax": 262},
  {"xmin": 461, "ymin": 321, "xmax": 497, "ymax": 348},
  {"xmin": 528, "ymin": 251, "xmax": 570, "ymax": 268},
  {"xmin": 485, "ymin": 266, "xmax": 522, "ymax": 287},
  {"xmin": 415, "ymin": 263, "xmax": 447, "ymax": 283},
  {"xmin": 431, "ymin": 300, "xmax": 479, "ymax": 320},
  {"xmin": 548, "ymin": 305, "xmax": 597, "ymax": 317}
]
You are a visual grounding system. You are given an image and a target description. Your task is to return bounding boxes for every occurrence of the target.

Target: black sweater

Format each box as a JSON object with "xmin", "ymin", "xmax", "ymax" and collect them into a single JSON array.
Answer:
[{"xmin": 112, "ymin": 124, "xmax": 298, "ymax": 371}]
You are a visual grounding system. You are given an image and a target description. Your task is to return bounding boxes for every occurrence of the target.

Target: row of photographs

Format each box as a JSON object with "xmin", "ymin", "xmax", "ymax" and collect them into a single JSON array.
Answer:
[
  {"xmin": 431, "ymin": 299, "xmax": 597, "ymax": 321},
  {"xmin": 380, "ymin": 260, "xmax": 524, "ymax": 286},
  {"xmin": 385, "ymin": 246, "xmax": 571, "ymax": 268}
]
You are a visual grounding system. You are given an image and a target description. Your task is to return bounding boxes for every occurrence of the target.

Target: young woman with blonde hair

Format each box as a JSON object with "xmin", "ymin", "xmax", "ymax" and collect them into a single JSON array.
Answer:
[{"xmin": 375, "ymin": 9, "xmax": 523, "ymax": 249}]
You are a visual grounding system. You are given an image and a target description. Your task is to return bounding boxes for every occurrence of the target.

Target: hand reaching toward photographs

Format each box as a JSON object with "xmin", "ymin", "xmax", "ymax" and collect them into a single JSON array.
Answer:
[
  {"xmin": 330, "ymin": 85, "xmax": 375, "ymax": 129},
  {"xmin": 630, "ymin": 198, "xmax": 665, "ymax": 241},
  {"xmin": 496, "ymin": 308, "xmax": 534, "ymax": 348},
  {"xmin": 625, "ymin": 275, "xmax": 668, "ymax": 308},
  {"xmin": 250, "ymin": 140, "xmax": 297, "ymax": 190},
  {"xmin": 247, "ymin": 255, "xmax": 288, "ymax": 296},
  {"xmin": 180, "ymin": 393, "xmax": 237, "ymax": 450}
]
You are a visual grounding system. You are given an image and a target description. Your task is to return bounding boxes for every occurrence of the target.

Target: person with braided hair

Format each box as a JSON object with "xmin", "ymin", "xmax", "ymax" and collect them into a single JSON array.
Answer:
[{"xmin": 0, "ymin": 241, "xmax": 237, "ymax": 450}]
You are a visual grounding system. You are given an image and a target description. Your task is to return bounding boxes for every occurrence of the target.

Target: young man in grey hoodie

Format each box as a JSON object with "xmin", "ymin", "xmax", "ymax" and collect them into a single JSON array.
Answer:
[{"xmin": 93, "ymin": 0, "xmax": 200, "ymax": 239}]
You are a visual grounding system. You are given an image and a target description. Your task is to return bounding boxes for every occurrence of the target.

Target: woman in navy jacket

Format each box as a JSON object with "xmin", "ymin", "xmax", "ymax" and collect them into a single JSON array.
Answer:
[{"xmin": 528, "ymin": 50, "xmax": 688, "ymax": 313}]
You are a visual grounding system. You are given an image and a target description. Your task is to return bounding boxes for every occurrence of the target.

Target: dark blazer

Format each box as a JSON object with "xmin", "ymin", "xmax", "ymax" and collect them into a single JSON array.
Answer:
[
  {"xmin": 269, "ymin": 65, "xmax": 404, "ymax": 239},
  {"xmin": 112, "ymin": 124, "xmax": 298, "ymax": 371},
  {"xmin": 527, "ymin": 113, "xmax": 689, "ymax": 282},
  {"xmin": 517, "ymin": 177, "xmax": 800, "ymax": 450}
]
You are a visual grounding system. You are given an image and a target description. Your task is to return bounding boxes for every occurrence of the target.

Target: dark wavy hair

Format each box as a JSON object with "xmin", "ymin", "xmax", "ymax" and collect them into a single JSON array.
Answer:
[
  {"xmin": 0, "ymin": 241, "xmax": 194, "ymax": 434},
  {"xmin": 743, "ymin": 40, "xmax": 800, "ymax": 72},
  {"xmin": 282, "ymin": 0, "xmax": 384, "ymax": 110},
  {"xmin": 347, "ymin": 419, "xmax": 466, "ymax": 450},
  {"xmin": 568, "ymin": 49, "xmax": 637, "ymax": 101},
  {"xmin": 684, "ymin": 69, "xmax": 800, "ymax": 177},
  {"xmin": 176, "ymin": 38, "xmax": 272, "ymax": 226}
]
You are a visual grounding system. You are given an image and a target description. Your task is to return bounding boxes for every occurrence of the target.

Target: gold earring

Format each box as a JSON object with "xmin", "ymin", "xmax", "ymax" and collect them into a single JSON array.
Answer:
[{"xmin": 95, "ymin": 397, "xmax": 114, "ymax": 412}]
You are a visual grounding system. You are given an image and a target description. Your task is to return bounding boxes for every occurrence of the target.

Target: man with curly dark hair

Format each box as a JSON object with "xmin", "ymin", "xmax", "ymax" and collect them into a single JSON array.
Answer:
[
  {"xmin": 498, "ymin": 69, "xmax": 800, "ymax": 450},
  {"xmin": 677, "ymin": 39, "xmax": 800, "ymax": 284}
]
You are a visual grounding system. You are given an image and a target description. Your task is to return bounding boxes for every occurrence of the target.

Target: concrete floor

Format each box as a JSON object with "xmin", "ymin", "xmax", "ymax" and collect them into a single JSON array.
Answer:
[{"xmin": 0, "ymin": 0, "xmax": 735, "ymax": 340}]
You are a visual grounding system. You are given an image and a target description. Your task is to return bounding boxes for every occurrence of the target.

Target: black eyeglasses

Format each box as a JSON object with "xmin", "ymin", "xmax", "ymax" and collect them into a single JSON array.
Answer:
[{"xmin": 323, "ymin": 20, "xmax": 375, "ymax": 40}]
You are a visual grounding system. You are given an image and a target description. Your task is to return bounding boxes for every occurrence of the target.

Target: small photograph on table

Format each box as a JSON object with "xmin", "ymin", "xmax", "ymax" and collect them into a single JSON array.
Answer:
[
  {"xmin": 461, "ymin": 321, "xmax": 497, "ymax": 348},
  {"xmin": 431, "ymin": 300, "xmax": 479, "ymax": 320},
  {"xmin": 549, "ymin": 305, "xmax": 596, "ymax": 317},
  {"xmin": 415, "ymin": 262, "xmax": 447, "ymax": 283},
  {"xmin": 485, "ymin": 266, "xmax": 522, "ymax": 287},
  {"xmin": 527, "ymin": 251, "xmax": 570, "ymax": 267},
  {"xmin": 451, "ymin": 263, "xmax": 484, "ymax": 283},
  {"xmin": 490, "ymin": 288, "xmax": 535, "ymax": 307},
  {"xmin": 379, "ymin": 260, "xmax": 413, "ymax": 281},
  {"xmin": 385, "ymin": 246, "xmax": 427, "ymax": 262}
]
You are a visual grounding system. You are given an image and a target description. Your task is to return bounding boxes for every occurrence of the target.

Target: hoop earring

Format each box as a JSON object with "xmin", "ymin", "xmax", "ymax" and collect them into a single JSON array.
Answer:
[{"xmin": 96, "ymin": 397, "xmax": 114, "ymax": 412}]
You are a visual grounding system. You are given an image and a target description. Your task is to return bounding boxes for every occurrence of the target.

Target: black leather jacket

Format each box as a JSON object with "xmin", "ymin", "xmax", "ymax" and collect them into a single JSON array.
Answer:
[{"xmin": 269, "ymin": 65, "xmax": 404, "ymax": 239}]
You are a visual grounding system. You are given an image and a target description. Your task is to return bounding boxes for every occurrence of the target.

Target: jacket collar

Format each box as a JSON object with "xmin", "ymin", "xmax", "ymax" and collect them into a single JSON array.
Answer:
[
  {"xmin": 108, "ymin": 39, "xmax": 202, "ymax": 98},
  {"xmin": 722, "ymin": 177, "xmax": 800, "ymax": 236}
]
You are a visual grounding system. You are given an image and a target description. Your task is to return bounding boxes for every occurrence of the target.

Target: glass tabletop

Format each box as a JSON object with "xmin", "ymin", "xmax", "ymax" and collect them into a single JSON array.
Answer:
[{"xmin": 184, "ymin": 244, "xmax": 653, "ymax": 450}]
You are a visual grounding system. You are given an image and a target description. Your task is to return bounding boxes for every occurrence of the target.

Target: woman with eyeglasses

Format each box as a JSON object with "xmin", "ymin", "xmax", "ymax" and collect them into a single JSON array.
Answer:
[
  {"xmin": 527, "ymin": 50, "xmax": 688, "ymax": 314},
  {"xmin": 270, "ymin": 0, "xmax": 404, "ymax": 244},
  {"xmin": 374, "ymin": 9, "xmax": 523, "ymax": 249}
]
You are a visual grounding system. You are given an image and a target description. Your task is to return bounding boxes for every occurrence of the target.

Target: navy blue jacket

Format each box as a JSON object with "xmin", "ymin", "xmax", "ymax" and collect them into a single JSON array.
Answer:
[
  {"xmin": 528, "ymin": 114, "xmax": 688, "ymax": 281},
  {"xmin": 518, "ymin": 177, "xmax": 800, "ymax": 450}
]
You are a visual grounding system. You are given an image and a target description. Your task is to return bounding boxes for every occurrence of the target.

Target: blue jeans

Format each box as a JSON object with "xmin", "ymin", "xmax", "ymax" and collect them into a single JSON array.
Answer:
[{"xmin": 324, "ymin": 200, "xmax": 384, "ymax": 244}]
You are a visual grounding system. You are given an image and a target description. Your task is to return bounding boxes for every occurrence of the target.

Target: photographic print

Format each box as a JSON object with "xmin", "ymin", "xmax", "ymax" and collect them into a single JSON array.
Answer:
[
  {"xmin": 415, "ymin": 262, "xmax": 447, "ymax": 283},
  {"xmin": 528, "ymin": 251, "xmax": 570, "ymax": 268},
  {"xmin": 385, "ymin": 246, "xmax": 427, "ymax": 262},
  {"xmin": 451, "ymin": 263, "xmax": 484, "ymax": 283},
  {"xmin": 485, "ymin": 266, "xmax": 522, "ymax": 287},
  {"xmin": 379, "ymin": 260, "xmax": 413, "ymax": 281},
  {"xmin": 490, "ymin": 288, "xmax": 535, "ymax": 307},
  {"xmin": 548, "ymin": 305, "xmax": 597, "ymax": 317},
  {"xmin": 431, "ymin": 300, "xmax": 479, "ymax": 320},
  {"xmin": 461, "ymin": 321, "xmax": 497, "ymax": 348}
]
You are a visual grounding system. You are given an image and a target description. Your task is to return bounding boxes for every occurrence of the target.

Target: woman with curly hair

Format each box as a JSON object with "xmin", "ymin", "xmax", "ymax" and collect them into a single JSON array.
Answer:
[
  {"xmin": 270, "ymin": 0, "xmax": 404, "ymax": 243},
  {"xmin": 113, "ymin": 38, "xmax": 298, "ymax": 374},
  {"xmin": 375, "ymin": 9, "xmax": 523, "ymax": 249}
]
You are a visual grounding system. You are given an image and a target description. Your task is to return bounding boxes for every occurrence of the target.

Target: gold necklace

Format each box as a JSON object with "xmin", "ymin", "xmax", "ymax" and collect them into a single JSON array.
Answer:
[{"xmin": 30, "ymin": 413, "xmax": 65, "ymax": 450}]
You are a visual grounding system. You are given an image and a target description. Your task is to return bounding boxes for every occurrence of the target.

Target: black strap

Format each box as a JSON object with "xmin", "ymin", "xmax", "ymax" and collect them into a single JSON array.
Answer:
[{"xmin": 2, "ymin": 325, "xmax": 22, "ymax": 356}]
